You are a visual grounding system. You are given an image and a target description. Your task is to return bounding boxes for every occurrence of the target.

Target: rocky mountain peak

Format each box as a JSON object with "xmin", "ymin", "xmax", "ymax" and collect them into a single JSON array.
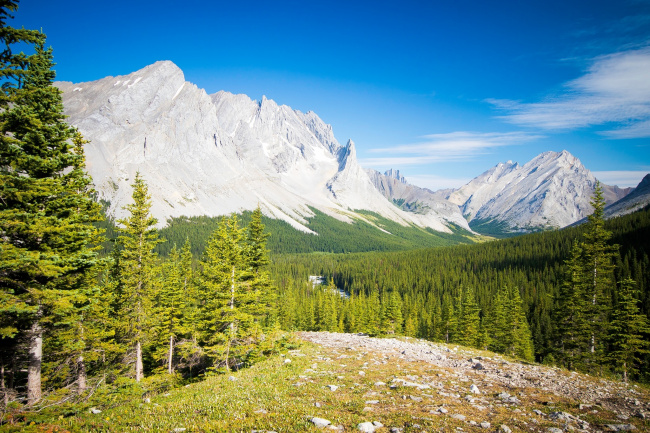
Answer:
[{"xmin": 384, "ymin": 169, "xmax": 407, "ymax": 184}]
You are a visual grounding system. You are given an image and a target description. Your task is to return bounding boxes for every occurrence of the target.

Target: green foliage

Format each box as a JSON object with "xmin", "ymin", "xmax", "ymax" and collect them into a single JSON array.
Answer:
[
  {"xmin": 608, "ymin": 278, "xmax": 650, "ymax": 382},
  {"xmin": 0, "ymin": 4, "xmax": 104, "ymax": 402},
  {"xmin": 158, "ymin": 207, "xmax": 476, "ymax": 256}
]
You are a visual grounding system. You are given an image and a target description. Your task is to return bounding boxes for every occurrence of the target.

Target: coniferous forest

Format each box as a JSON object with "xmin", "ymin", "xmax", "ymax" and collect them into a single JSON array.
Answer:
[{"xmin": 1, "ymin": 0, "xmax": 650, "ymax": 423}]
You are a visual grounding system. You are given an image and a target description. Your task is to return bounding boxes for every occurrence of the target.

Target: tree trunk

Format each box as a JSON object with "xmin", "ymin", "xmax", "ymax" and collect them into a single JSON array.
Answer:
[
  {"xmin": 167, "ymin": 335, "xmax": 174, "ymax": 375},
  {"xmin": 135, "ymin": 340, "xmax": 143, "ymax": 382},
  {"xmin": 77, "ymin": 355, "xmax": 87, "ymax": 394},
  {"xmin": 27, "ymin": 317, "xmax": 43, "ymax": 405}
]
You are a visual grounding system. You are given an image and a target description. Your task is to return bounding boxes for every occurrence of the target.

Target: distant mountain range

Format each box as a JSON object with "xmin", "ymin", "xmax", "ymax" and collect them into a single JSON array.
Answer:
[{"xmin": 57, "ymin": 61, "xmax": 647, "ymax": 238}]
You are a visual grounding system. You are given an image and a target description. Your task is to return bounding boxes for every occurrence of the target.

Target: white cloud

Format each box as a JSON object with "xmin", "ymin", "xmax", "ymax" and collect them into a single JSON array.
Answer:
[
  {"xmin": 489, "ymin": 47, "xmax": 650, "ymax": 138},
  {"xmin": 359, "ymin": 131, "xmax": 542, "ymax": 167},
  {"xmin": 592, "ymin": 170, "xmax": 649, "ymax": 188}
]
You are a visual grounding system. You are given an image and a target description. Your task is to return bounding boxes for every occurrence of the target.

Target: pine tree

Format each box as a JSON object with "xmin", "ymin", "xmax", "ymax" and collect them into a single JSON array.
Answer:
[
  {"xmin": 554, "ymin": 241, "xmax": 590, "ymax": 370},
  {"xmin": 0, "ymin": 6, "xmax": 103, "ymax": 403},
  {"xmin": 581, "ymin": 182, "xmax": 617, "ymax": 371},
  {"xmin": 608, "ymin": 278, "xmax": 650, "ymax": 382},
  {"xmin": 381, "ymin": 290, "xmax": 403, "ymax": 334},
  {"xmin": 456, "ymin": 287, "xmax": 480, "ymax": 347},
  {"xmin": 114, "ymin": 173, "xmax": 162, "ymax": 381},
  {"xmin": 506, "ymin": 287, "xmax": 535, "ymax": 361},
  {"xmin": 155, "ymin": 244, "xmax": 189, "ymax": 374}
]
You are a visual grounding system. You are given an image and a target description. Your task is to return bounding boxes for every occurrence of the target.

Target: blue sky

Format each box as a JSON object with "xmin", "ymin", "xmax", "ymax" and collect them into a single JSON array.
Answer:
[{"xmin": 13, "ymin": 0, "xmax": 650, "ymax": 189}]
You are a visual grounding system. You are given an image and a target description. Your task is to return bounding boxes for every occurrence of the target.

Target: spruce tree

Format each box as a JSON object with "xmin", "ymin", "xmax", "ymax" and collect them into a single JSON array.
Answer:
[
  {"xmin": 0, "ymin": 4, "xmax": 103, "ymax": 403},
  {"xmin": 608, "ymin": 278, "xmax": 650, "ymax": 382},
  {"xmin": 114, "ymin": 173, "xmax": 162, "ymax": 381}
]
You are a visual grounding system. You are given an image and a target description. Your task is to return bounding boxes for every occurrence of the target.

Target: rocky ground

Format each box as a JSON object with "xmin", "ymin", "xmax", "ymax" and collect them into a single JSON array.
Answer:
[{"xmin": 297, "ymin": 331, "xmax": 650, "ymax": 432}]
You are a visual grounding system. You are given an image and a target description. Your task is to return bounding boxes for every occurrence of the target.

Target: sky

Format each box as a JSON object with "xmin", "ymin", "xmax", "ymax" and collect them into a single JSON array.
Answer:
[{"xmin": 11, "ymin": 0, "xmax": 650, "ymax": 190}]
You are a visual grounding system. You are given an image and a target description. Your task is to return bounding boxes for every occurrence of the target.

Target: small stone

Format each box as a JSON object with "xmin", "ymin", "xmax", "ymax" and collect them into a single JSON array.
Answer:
[
  {"xmin": 605, "ymin": 425, "xmax": 637, "ymax": 431},
  {"xmin": 314, "ymin": 402, "xmax": 322, "ymax": 408},
  {"xmin": 546, "ymin": 428, "xmax": 563, "ymax": 433},
  {"xmin": 284, "ymin": 359, "xmax": 291, "ymax": 364},
  {"xmin": 374, "ymin": 381, "xmax": 386, "ymax": 386},
  {"xmin": 172, "ymin": 429, "xmax": 186, "ymax": 433},
  {"xmin": 451, "ymin": 414, "xmax": 466, "ymax": 421},
  {"xmin": 409, "ymin": 395, "xmax": 423, "ymax": 402},
  {"xmin": 310, "ymin": 417, "xmax": 332, "ymax": 428},
  {"xmin": 473, "ymin": 362, "xmax": 484, "ymax": 370},
  {"xmin": 390, "ymin": 428, "xmax": 403, "ymax": 433},
  {"xmin": 228, "ymin": 375, "xmax": 237, "ymax": 381},
  {"xmin": 533, "ymin": 409, "xmax": 544, "ymax": 416},
  {"xmin": 469, "ymin": 384, "xmax": 481, "ymax": 394},
  {"xmin": 499, "ymin": 425, "xmax": 512, "ymax": 433},
  {"xmin": 90, "ymin": 408, "xmax": 102, "ymax": 414},
  {"xmin": 372, "ymin": 421, "xmax": 384, "ymax": 428},
  {"xmin": 365, "ymin": 400, "xmax": 379, "ymax": 404},
  {"xmin": 438, "ymin": 407, "xmax": 448, "ymax": 413},
  {"xmin": 327, "ymin": 385, "xmax": 338, "ymax": 391},
  {"xmin": 357, "ymin": 421, "xmax": 376, "ymax": 432},
  {"xmin": 359, "ymin": 371, "xmax": 366, "ymax": 376},
  {"xmin": 254, "ymin": 408, "xmax": 268, "ymax": 414},
  {"xmin": 480, "ymin": 421, "xmax": 491, "ymax": 429}
]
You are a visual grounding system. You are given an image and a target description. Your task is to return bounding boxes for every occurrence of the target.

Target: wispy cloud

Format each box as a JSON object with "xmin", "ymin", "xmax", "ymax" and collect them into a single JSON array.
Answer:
[
  {"xmin": 406, "ymin": 174, "xmax": 472, "ymax": 191},
  {"xmin": 359, "ymin": 131, "xmax": 542, "ymax": 167},
  {"xmin": 488, "ymin": 47, "xmax": 650, "ymax": 138},
  {"xmin": 592, "ymin": 170, "xmax": 649, "ymax": 188}
]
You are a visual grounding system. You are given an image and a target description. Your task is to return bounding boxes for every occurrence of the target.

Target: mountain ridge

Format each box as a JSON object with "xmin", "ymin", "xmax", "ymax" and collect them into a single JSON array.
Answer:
[{"xmin": 58, "ymin": 61, "xmax": 466, "ymax": 235}]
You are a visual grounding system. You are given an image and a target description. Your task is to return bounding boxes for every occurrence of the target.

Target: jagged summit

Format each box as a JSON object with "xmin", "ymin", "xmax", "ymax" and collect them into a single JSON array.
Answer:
[
  {"xmin": 56, "ymin": 61, "xmax": 466, "ymax": 234},
  {"xmin": 446, "ymin": 150, "xmax": 631, "ymax": 233},
  {"xmin": 384, "ymin": 169, "xmax": 407, "ymax": 184}
]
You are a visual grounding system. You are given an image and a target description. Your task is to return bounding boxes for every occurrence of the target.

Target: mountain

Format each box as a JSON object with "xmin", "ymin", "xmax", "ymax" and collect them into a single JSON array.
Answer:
[
  {"xmin": 57, "ymin": 61, "xmax": 465, "ymax": 234},
  {"xmin": 366, "ymin": 169, "xmax": 472, "ymax": 232},
  {"xmin": 604, "ymin": 174, "xmax": 650, "ymax": 218},
  {"xmin": 443, "ymin": 151, "xmax": 632, "ymax": 234}
]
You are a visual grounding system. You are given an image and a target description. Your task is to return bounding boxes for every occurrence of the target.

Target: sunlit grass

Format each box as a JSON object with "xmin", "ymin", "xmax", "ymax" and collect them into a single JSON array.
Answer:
[{"xmin": 2, "ymin": 336, "xmax": 649, "ymax": 432}]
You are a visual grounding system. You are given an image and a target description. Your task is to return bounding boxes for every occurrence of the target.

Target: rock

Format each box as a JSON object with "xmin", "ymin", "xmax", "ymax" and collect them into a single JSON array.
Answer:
[
  {"xmin": 327, "ymin": 385, "xmax": 338, "ymax": 391},
  {"xmin": 499, "ymin": 425, "xmax": 512, "ymax": 433},
  {"xmin": 310, "ymin": 417, "xmax": 332, "ymax": 428},
  {"xmin": 254, "ymin": 408, "xmax": 268, "ymax": 414},
  {"xmin": 359, "ymin": 371, "xmax": 366, "ymax": 376},
  {"xmin": 547, "ymin": 428, "xmax": 563, "ymax": 433},
  {"xmin": 451, "ymin": 414, "xmax": 466, "ymax": 421},
  {"xmin": 372, "ymin": 421, "xmax": 384, "ymax": 428},
  {"xmin": 533, "ymin": 409, "xmax": 544, "ymax": 416},
  {"xmin": 374, "ymin": 381, "xmax": 386, "ymax": 386},
  {"xmin": 228, "ymin": 375, "xmax": 237, "ymax": 381},
  {"xmin": 473, "ymin": 362, "xmax": 484, "ymax": 370},
  {"xmin": 390, "ymin": 428, "xmax": 403, "ymax": 433},
  {"xmin": 89, "ymin": 408, "xmax": 102, "ymax": 414},
  {"xmin": 409, "ymin": 395, "xmax": 423, "ymax": 402},
  {"xmin": 605, "ymin": 425, "xmax": 637, "ymax": 431},
  {"xmin": 144, "ymin": 398, "xmax": 151, "ymax": 403},
  {"xmin": 480, "ymin": 421, "xmax": 491, "ymax": 429},
  {"xmin": 357, "ymin": 421, "xmax": 376, "ymax": 432},
  {"xmin": 470, "ymin": 384, "xmax": 481, "ymax": 394},
  {"xmin": 437, "ymin": 407, "xmax": 448, "ymax": 414},
  {"xmin": 284, "ymin": 359, "xmax": 291, "ymax": 364},
  {"xmin": 365, "ymin": 400, "xmax": 379, "ymax": 405},
  {"xmin": 315, "ymin": 402, "xmax": 322, "ymax": 408},
  {"xmin": 172, "ymin": 429, "xmax": 186, "ymax": 433}
]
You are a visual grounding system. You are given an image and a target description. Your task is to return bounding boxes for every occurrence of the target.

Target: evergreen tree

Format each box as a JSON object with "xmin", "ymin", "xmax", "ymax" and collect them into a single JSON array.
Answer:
[
  {"xmin": 381, "ymin": 290, "xmax": 403, "ymax": 334},
  {"xmin": 608, "ymin": 278, "xmax": 650, "ymax": 382},
  {"xmin": 456, "ymin": 287, "xmax": 480, "ymax": 347},
  {"xmin": 554, "ymin": 241, "xmax": 590, "ymax": 370},
  {"xmin": 0, "ymin": 5, "xmax": 103, "ymax": 403},
  {"xmin": 506, "ymin": 287, "xmax": 535, "ymax": 361},
  {"xmin": 114, "ymin": 173, "xmax": 162, "ymax": 381},
  {"xmin": 581, "ymin": 182, "xmax": 617, "ymax": 371},
  {"xmin": 155, "ymin": 244, "xmax": 189, "ymax": 374}
]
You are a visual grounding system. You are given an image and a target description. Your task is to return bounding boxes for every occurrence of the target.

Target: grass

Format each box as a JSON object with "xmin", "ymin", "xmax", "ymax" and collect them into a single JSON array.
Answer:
[{"xmin": 2, "ymin": 334, "xmax": 649, "ymax": 432}]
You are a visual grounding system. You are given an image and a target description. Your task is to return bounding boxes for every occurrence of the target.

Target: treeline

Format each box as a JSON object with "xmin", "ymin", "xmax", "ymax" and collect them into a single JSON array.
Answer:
[
  {"xmin": 269, "ymin": 198, "xmax": 650, "ymax": 381},
  {"xmin": 0, "ymin": 12, "xmax": 279, "ymax": 408},
  {"xmin": 156, "ymin": 208, "xmax": 475, "ymax": 256}
]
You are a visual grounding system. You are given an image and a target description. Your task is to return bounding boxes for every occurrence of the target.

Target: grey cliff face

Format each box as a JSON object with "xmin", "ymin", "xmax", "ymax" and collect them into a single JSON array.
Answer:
[{"xmin": 57, "ymin": 61, "xmax": 464, "ymax": 234}]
